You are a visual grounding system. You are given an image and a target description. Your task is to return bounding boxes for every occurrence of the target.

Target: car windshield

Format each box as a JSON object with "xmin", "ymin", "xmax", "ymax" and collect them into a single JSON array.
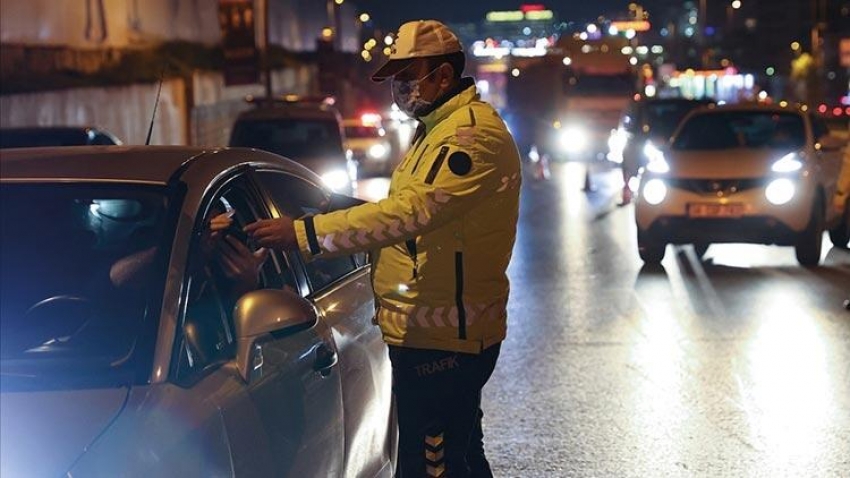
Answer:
[
  {"xmin": 642, "ymin": 101, "xmax": 710, "ymax": 138},
  {"xmin": 0, "ymin": 183, "xmax": 171, "ymax": 390},
  {"xmin": 672, "ymin": 111, "xmax": 806, "ymax": 151},
  {"xmin": 565, "ymin": 73, "xmax": 635, "ymax": 96},
  {"xmin": 230, "ymin": 119, "xmax": 344, "ymax": 160},
  {"xmin": 344, "ymin": 125, "xmax": 383, "ymax": 139}
]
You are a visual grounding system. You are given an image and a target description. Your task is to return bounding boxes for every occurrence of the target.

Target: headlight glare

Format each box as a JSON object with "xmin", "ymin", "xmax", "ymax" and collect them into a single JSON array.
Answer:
[
  {"xmin": 321, "ymin": 169, "xmax": 351, "ymax": 192},
  {"xmin": 646, "ymin": 157, "xmax": 670, "ymax": 173},
  {"xmin": 643, "ymin": 178, "xmax": 668, "ymax": 205},
  {"xmin": 771, "ymin": 152, "xmax": 803, "ymax": 173},
  {"xmin": 368, "ymin": 143, "xmax": 389, "ymax": 159},
  {"xmin": 765, "ymin": 178, "xmax": 796, "ymax": 205},
  {"xmin": 560, "ymin": 126, "xmax": 588, "ymax": 153}
]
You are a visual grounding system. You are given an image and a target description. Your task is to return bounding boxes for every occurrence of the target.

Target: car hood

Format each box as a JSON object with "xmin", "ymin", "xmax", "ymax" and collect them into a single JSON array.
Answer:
[
  {"xmin": 0, "ymin": 387, "xmax": 129, "ymax": 477},
  {"xmin": 666, "ymin": 148, "xmax": 791, "ymax": 178}
]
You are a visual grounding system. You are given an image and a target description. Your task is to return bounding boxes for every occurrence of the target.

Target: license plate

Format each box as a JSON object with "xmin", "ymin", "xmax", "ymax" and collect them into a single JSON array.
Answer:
[{"xmin": 688, "ymin": 203, "xmax": 744, "ymax": 218}]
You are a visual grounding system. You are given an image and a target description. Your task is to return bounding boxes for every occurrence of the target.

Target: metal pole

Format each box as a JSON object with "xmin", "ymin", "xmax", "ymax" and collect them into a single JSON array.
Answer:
[{"xmin": 262, "ymin": 0, "xmax": 272, "ymax": 97}]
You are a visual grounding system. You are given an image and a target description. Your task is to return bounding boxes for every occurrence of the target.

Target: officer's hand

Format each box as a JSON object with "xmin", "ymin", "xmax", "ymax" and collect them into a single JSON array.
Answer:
[{"xmin": 244, "ymin": 217, "xmax": 298, "ymax": 251}]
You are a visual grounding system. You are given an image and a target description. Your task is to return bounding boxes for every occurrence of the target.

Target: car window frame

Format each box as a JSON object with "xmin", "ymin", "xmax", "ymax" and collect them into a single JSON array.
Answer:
[
  {"xmin": 169, "ymin": 171, "xmax": 298, "ymax": 387},
  {"xmin": 251, "ymin": 168, "xmax": 366, "ymax": 298}
]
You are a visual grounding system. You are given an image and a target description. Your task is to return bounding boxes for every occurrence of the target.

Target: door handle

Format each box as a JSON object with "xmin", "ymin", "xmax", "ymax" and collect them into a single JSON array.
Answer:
[{"xmin": 313, "ymin": 343, "xmax": 338, "ymax": 377}]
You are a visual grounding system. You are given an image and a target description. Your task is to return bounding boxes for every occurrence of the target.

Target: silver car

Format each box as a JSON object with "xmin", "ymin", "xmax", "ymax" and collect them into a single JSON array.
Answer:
[
  {"xmin": 0, "ymin": 146, "xmax": 396, "ymax": 477},
  {"xmin": 634, "ymin": 104, "xmax": 848, "ymax": 265}
]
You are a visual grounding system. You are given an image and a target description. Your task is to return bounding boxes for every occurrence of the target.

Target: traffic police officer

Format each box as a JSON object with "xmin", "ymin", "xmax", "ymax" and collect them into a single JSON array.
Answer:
[{"xmin": 245, "ymin": 19, "xmax": 521, "ymax": 477}]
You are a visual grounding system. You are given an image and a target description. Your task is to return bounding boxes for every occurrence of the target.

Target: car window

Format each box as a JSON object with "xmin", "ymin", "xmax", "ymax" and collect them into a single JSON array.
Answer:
[
  {"xmin": 673, "ymin": 111, "xmax": 805, "ymax": 151},
  {"xmin": 643, "ymin": 101, "xmax": 710, "ymax": 138},
  {"xmin": 173, "ymin": 175, "xmax": 296, "ymax": 384},
  {"xmin": 0, "ymin": 183, "xmax": 171, "ymax": 390},
  {"xmin": 230, "ymin": 118, "xmax": 344, "ymax": 160},
  {"xmin": 254, "ymin": 171, "xmax": 359, "ymax": 292},
  {"xmin": 344, "ymin": 125, "xmax": 385, "ymax": 139},
  {"xmin": 91, "ymin": 132, "xmax": 118, "ymax": 145}
]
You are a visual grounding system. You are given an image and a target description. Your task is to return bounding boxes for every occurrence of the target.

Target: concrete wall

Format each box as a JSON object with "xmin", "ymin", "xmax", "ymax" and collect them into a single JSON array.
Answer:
[
  {"xmin": 0, "ymin": 78, "xmax": 188, "ymax": 145},
  {"xmin": 0, "ymin": 65, "xmax": 315, "ymax": 146},
  {"xmin": 0, "ymin": 0, "xmax": 361, "ymax": 52}
]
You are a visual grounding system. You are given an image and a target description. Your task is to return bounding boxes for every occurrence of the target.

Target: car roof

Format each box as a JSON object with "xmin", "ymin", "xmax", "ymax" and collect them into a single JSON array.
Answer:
[
  {"xmin": 640, "ymin": 98, "xmax": 715, "ymax": 104},
  {"xmin": 235, "ymin": 103, "xmax": 342, "ymax": 122},
  {"xmin": 0, "ymin": 145, "xmax": 320, "ymax": 185},
  {"xmin": 690, "ymin": 102, "xmax": 805, "ymax": 115}
]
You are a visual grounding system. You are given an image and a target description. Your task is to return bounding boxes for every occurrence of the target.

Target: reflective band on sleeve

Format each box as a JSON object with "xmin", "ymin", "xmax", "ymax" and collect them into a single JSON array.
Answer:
[{"xmin": 303, "ymin": 216, "xmax": 320, "ymax": 255}]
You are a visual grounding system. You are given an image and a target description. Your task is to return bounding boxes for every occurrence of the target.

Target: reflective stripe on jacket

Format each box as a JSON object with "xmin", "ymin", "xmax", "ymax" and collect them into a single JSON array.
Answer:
[{"xmin": 294, "ymin": 80, "xmax": 521, "ymax": 354}]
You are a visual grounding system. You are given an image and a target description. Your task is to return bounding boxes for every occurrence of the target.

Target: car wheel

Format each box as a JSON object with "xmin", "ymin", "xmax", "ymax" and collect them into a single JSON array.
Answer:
[
  {"xmin": 638, "ymin": 234, "xmax": 666, "ymax": 264},
  {"xmin": 827, "ymin": 203, "xmax": 849, "ymax": 249},
  {"xmin": 795, "ymin": 197, "xmax": 825, "ymax": 266}
]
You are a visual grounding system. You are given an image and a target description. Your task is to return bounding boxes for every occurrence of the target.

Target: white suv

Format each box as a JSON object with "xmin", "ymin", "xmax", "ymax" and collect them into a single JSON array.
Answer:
[{"xmin": 634, "ymin": 104, "xmax": 848, "ymax": 266}]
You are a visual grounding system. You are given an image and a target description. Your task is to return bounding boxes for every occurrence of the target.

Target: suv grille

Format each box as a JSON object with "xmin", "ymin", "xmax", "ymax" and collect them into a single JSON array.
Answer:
[{"xmin": 667, "ymin": 178, "xmax": 767, "ymax": 195}]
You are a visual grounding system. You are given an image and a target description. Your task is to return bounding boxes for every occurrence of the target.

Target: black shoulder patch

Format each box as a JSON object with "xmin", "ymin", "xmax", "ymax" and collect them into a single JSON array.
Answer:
[{"xmin": 448, "ymin": 151, "xmax": 472, "ymax": 176}]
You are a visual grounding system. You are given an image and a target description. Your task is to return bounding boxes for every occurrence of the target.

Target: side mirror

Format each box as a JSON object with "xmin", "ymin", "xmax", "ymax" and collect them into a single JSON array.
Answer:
[
  {"xmin": 817, "ymin": 134, "xmax": 846, "ymax": 153},
  {"xmin": 232, "ymin": 288, "xmax": 318, "ymax": 382}
]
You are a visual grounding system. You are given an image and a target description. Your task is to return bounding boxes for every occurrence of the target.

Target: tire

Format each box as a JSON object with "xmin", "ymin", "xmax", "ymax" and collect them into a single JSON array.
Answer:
[
  {"xmin": 828, "ymin": 203, "xmax": 850, "ymax": 249},
  {"xmin": 638, "ymin": 234, "xmax": 666, "ymax": 264},
  {"xmin": 795, "ymin": 197, "xmax": 825, "ymax": 266}
]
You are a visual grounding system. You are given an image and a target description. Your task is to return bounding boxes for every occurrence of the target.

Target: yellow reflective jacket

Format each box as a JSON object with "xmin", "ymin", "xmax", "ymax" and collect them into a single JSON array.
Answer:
[{"xmin": 294, "ymin": 80, "xmax": 521, "ymax": 354}]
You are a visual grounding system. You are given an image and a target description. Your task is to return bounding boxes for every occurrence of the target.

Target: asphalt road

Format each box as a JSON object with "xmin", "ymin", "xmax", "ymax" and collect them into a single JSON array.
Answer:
[
  {"xmin": 356, "ymin": 162, "xmax": 850, "ymax": 477},
  {"xmin": 483, "ymin": 162, "xmax": 850, "ymax": 478}
]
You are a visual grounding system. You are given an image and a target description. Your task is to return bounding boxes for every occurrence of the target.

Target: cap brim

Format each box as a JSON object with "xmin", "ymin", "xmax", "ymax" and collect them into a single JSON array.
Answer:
[{"xmin": 370, "ymin": 58, "xmax": 415, "ymax": 82}]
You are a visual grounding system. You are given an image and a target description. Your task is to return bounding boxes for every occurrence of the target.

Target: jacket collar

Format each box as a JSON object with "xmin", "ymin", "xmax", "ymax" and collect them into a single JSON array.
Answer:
[{"xmin": 418, "ymin": 77, "xmax": 477, "ymax": 132}]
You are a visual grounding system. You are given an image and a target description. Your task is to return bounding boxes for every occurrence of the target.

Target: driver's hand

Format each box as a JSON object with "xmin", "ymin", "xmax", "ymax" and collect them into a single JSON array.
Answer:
[
  {"xmin": 244, "ymin": 217, "xmax": 298, "ymax": 251},
  {"xmin": 216, "ymin": 236, "xmax": 269, "ymax": 295},
  {"xmin": 202, "ymin": 212, "xmax": 233, "ymax": 255}
]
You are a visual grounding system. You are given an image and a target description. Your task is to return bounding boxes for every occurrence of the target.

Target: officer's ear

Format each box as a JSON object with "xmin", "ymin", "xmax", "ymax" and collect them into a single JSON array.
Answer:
[{"xmin": 436, "ymin": 62, "xmax": 454, "ymax": 89}]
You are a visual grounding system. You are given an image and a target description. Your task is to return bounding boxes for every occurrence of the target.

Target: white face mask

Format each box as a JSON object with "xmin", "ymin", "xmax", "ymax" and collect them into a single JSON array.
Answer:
[{"xmin": 391, "ymin": 67, "xmax": 441, "ymax": 118}]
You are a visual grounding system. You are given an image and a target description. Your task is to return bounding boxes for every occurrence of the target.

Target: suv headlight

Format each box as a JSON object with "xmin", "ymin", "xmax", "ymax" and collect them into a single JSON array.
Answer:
[
  {"xmin": 642, "ymin": 178, "xmax": 668, "ymax": 205},
  {"xmin": 771, "ymin": 152, "xmax": 803, "ymax": 173},
  {"xmin": 765, "ymin": 178, "xmax": 796, "ymax": 205},
  {"xmin": 643, "ymin": 141, "xmax": 670, "ymax": 173}
]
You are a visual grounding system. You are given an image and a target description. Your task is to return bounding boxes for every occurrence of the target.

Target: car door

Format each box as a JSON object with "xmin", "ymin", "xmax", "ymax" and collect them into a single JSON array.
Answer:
[
  {"xmin": 253, "ymin": 169, "xmax": 395, "ymax": 478},
  {"xmin": 172, "ymin": 173, "xmax": 344, "ymax": 477}
]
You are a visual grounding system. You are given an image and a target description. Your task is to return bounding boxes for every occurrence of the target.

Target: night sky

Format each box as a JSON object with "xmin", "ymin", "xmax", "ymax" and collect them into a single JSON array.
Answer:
[{"xmin": 350, "ymin": 0, "xmax": 665, "ymax": 30}]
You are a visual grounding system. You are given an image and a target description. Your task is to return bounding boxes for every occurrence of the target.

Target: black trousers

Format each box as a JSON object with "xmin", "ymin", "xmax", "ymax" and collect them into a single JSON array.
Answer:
[{"xmin": 389, "ymin": 343, "xmax": 501, "ymax": 478}]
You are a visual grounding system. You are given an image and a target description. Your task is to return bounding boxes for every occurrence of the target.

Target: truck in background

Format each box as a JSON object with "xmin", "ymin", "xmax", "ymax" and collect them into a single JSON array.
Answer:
[{"xmin": 504, "ymin": 34, "xmax": 637, "ymax": 162}]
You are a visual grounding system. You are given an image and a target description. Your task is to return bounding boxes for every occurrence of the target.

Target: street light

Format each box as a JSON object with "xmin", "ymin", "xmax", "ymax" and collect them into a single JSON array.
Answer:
[{"xmin": 732, "ymin": 0, "xmax": 742, "ymax": 9}]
